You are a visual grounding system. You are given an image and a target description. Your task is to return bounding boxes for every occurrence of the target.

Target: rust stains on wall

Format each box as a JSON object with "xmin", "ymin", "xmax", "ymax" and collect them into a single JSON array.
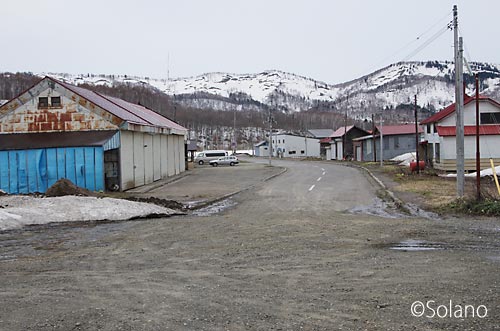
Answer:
[{"xmin": 0, "ymin": 99, "xmax": 118, "ymax": 133}]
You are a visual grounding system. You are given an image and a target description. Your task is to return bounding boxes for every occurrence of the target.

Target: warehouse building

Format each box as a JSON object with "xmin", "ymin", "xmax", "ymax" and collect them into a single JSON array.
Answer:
[{"xmin": 0, "ymin": 76, "xmax": 187, "ymax": 194}]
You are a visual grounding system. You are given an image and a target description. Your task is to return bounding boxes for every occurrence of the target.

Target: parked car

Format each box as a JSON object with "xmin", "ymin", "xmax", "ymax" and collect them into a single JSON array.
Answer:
[
  {"xmin": 209, "ymin": 156, "xmax": 239, "ymax": 167},
  {"xmin": 194, "ymin": 150, "xmax": 228, "ymax": 165}
]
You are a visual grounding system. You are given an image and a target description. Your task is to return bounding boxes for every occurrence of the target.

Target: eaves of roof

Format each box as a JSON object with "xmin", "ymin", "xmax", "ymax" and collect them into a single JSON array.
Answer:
[{"xmin": 437, "ymin": 125, "xmax": 500, "ymax": 136}]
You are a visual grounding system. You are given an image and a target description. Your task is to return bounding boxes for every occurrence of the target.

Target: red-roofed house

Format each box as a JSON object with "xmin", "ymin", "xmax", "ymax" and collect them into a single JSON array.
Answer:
[
  {"xmin": 352, "ymin": 124, "xmax": 423, "ymax": 161},
  {"xmin": 0, "ymin": 76, "xmax": 187, "ymax": 193},
  {"xmin": 420, "ymin": 94, "xmax": 500, "ymax": 171}
]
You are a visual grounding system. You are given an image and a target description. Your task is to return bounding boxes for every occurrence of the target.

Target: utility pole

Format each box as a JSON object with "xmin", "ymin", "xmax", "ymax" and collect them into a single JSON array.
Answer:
[
  {"xmin": 268, "ymin": 106, "xmax": 273, "ymax": 166},
  {"xmin": 343, "ymin": 96, "xmax": 348, "ymax": 160},
  {"xmin": 454, "ymin": 5, "xmax": 465, "ymax": 197},
  {"xmin": 304, "ymin": 134, "xmax": 308, "ymax": 158},
  {"xmin": 414, "ymin": 95, "xmax": 420, "ymax": 174},
  {"xmin": 372, "ymin": 113, "xmax": 376, "ymax": 162},
  {"xmin": 232, "ymin": 109, "xmax": 236, "ymax": 155},
  {"xmin": 380, "ymin": 114, "xmax": 384, "ymax": 167},
  {"xmin": 475, "ymin": 73, "xmax": 481, "ymax": 200}
]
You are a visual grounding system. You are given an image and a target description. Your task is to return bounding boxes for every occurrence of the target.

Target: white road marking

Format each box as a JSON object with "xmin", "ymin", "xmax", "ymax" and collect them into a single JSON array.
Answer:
[
  {"xmin": 321, "ymin": 168, "xmax": 325, "ymax": 171},
  {"xmin": 317, "ymin": 177, "xmax": 322, "ymax": 182},
  {"xmin": 308, "ymin": 185, "xmax": 316, "ymax": 191},
  {"xmin": 322, "ymin": 171, "xmax": 326, "ymax": 176}
]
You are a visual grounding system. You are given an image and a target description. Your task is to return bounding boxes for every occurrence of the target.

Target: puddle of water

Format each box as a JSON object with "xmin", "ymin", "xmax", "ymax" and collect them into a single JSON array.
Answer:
[
  {"xmin": 192, "ymin": 198, "xmax": 237, "ymax": 217},
  {"xmin": 390, "ymin": 239, "xmax": 444, "ymax": 251},
  {"xmin": 349, "ymin": 198, "xmax": 403, "ymax": 219},
  {"xmin": 349, "ymin": 198, "xmax": 440, "ymax": 220},
  {"xmin": 486, "ymin": 255, "xmax": 500, "ymax": 263}
]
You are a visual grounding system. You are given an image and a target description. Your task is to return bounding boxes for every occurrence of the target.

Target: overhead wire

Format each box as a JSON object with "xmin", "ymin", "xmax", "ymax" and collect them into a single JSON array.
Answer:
[
  {"xmin": 361, "ymin": 10, "xmax": 453, "ymax": 76},
  {"xmin": 401, "ymin": 24, "xmax": 451, "ymax": 62}
]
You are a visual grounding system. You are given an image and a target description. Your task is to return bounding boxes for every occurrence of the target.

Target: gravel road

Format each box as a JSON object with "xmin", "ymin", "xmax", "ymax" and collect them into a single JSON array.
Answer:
[{"xmin": 0, "ymin": 158, "xmax": 498, "ymax": 330}]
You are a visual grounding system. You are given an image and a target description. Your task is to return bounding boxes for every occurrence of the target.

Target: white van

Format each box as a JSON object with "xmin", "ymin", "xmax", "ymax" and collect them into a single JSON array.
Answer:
[{"xmin": 195, "ymin": 150, "xmax": 228, "ymax": 165}]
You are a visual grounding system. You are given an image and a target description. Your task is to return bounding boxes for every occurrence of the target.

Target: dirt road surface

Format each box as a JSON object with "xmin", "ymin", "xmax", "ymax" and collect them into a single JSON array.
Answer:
[{"xmin": 0, "ymin": 159, "xmax": 498, "ymax": 330}]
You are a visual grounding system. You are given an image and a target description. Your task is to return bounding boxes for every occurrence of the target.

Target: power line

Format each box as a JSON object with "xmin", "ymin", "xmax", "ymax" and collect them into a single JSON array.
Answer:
[
  {"xmin": 401, "ymin": 24, "xmax": 451, "ymax": 62},
  {"xmin": 361, "ymin": 10, "xmax": 453, "ymax": 76}
]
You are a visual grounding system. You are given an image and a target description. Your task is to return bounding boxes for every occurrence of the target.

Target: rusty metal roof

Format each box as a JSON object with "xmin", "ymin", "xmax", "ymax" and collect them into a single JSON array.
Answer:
[
  {"xmin": 49, "ymin": 77, "xmax": 187, "ymax": 134},
  {"xmin": 376, "ymin": 124, "xmax": 423, "ymax": 136},
  {"xmin": 0, "ymin": 130, "xmax": 118, "ymax": 150}
]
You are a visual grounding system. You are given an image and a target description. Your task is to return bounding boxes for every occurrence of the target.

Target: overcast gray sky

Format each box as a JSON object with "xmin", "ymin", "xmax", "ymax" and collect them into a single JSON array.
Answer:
[{"xmin": 2, "ymin": 0, "xmax": 499, "ymax": 84}]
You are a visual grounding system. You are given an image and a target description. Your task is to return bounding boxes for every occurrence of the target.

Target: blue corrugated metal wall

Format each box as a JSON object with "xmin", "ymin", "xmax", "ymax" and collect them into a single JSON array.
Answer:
[{"xmin": 0, "ymin": 147, "xmax": 104, "ymax": 194}]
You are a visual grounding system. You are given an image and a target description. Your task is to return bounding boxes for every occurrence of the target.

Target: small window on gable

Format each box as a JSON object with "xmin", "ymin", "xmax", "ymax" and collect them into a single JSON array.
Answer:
[
  {"xmin": 51, "ymin": 96, "xmax": 61, "ymax": 107},
  {"xmin": 38, "ymin": 97, "xmax": 49, "ymax": 108}
]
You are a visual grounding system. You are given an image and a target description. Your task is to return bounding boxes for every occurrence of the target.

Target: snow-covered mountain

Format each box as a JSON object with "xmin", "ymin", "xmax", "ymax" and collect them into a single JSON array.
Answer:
[{"xmin": 43, "ymin": 61, "xmax": 500, "ymax": 117}]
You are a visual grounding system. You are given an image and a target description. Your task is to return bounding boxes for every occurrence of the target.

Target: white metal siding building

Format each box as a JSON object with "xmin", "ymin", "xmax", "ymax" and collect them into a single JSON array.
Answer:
[
  {"xmin": 271, "ymin": 133, "xmax": 320, "ymax": 158},
  {"xmin": 421, "ymin": 95, "xmax": 500, "ymax": 171}
]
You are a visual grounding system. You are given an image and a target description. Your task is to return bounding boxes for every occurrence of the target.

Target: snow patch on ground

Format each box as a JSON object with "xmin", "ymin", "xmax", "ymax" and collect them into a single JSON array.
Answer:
[
  {"xmin": 391, "ymin": 152, "xmax": 416, "ymax": 166},
  {"xmin": 443, "ymin": 165, "xmax": 500, "ymax": 178},
  {"xmin": 0, "ymin": 196, "xmax": 178, "ymax": 231}
]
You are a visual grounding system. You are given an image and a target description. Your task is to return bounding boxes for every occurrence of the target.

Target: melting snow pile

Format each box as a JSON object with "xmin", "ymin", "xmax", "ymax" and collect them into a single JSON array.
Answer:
[
  {"xmin": 391, "ymin": 152, "xmax": 416, "ymax": 166},
  {"xmin": 444, "ymin": 165, "xmax": 500, "ymax": 178},
  {"xmin": 0, "ymin": 196, "xmax": 178, "ymax": 231}
]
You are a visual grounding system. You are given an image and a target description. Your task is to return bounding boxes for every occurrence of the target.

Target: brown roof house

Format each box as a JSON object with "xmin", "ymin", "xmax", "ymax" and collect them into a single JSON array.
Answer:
[
  {"xmin": 0, "ymin": 76, "xmax": 187, "ymax": 193},
  {"xmin": 322, "ymin": 125, "xmax": 369, "ymax": 160}
]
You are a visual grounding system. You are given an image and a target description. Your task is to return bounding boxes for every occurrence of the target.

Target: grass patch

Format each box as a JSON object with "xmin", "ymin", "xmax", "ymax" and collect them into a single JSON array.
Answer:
[{"xmin": 445, "ymin": 198, "xmax": 500, "ymax": 216}]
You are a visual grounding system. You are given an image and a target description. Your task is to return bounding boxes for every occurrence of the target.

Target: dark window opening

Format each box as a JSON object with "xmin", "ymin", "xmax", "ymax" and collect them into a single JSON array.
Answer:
[
  {"xmin": 426, "ymin": 125, "xmax": 431, "ymax": 134},
  {"xmin": 480, "ymin": 112, "xmax": 500, "ymax": 124},
  {"xmin": 435, "ymin": 143, "xmax": 440, "ymax": 163},
  {"xmin": 51, "ymin": 96, "xmax": 61, "ymax": 107},
  {"xmin": 301, "ymin": 150, "xmax": 305, "ymax": 154},
  {"xmin": 38, "ymin": 97, "xmax": 49, "ymax": 108},
  {"xmin": 288, "ymin": 150, "xmax": 296, "ymax": 155}
]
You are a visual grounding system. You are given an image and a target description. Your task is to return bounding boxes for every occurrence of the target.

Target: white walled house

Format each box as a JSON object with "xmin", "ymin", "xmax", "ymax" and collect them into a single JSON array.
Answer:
[
  {"xmin": 420, "ymin": 94, "xmax": 500, "ymax": 171},
  {"xmin": 271, "ymin": 133, "xmax": 320, "ymax": 158},
  {"xmin": 0, "ymin": 76, "xmax": 187, "ymax": 193}
]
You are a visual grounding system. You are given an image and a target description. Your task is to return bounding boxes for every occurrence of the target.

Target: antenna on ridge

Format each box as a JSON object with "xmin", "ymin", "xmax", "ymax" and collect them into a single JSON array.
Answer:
[{"xmin": 167, "ymin": 52, "xmax": 170, "ymax": 81}]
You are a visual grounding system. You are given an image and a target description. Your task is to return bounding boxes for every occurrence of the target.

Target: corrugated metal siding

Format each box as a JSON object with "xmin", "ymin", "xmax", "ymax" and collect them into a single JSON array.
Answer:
[
  {"xmin": 103, "ymin": 131, "xmax": 121, "ymax": 151},
  {"xmin": 0, "ymin": 147, "xmax": 104, "ymax": 194}
]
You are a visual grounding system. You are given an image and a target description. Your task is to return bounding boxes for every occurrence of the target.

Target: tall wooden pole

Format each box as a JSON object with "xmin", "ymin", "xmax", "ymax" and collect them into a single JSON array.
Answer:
[
  {"xmin": 372, "ymin": 113, "xmax": 376, "ymax": 162},
  {"xmin": 268, "ymin": 106, "xmax": 273, "ymax": 166},
  {"xmin": 343, "ymin": 97, "xmax": 348, "ymax": 160},
  {"xmin": 414, "ymin": 95, "xmax": 420, "ymax": 174},
  {"xmin": 454, "ymin": 5, "xmax": 465, "ymax": 197},
  {"xmin": 475, "ymin": 74, "xmax": 481, "ymax": 200},
  {"xmin": 380, "ymin": 115, "xmax": 383, "ymax": 167}
]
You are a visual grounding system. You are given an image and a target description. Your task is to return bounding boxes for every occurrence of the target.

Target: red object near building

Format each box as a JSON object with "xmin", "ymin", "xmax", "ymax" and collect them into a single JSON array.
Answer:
[{"xmin": 410, "ymin": 161, "xmax": 425, "ymax": 172}]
